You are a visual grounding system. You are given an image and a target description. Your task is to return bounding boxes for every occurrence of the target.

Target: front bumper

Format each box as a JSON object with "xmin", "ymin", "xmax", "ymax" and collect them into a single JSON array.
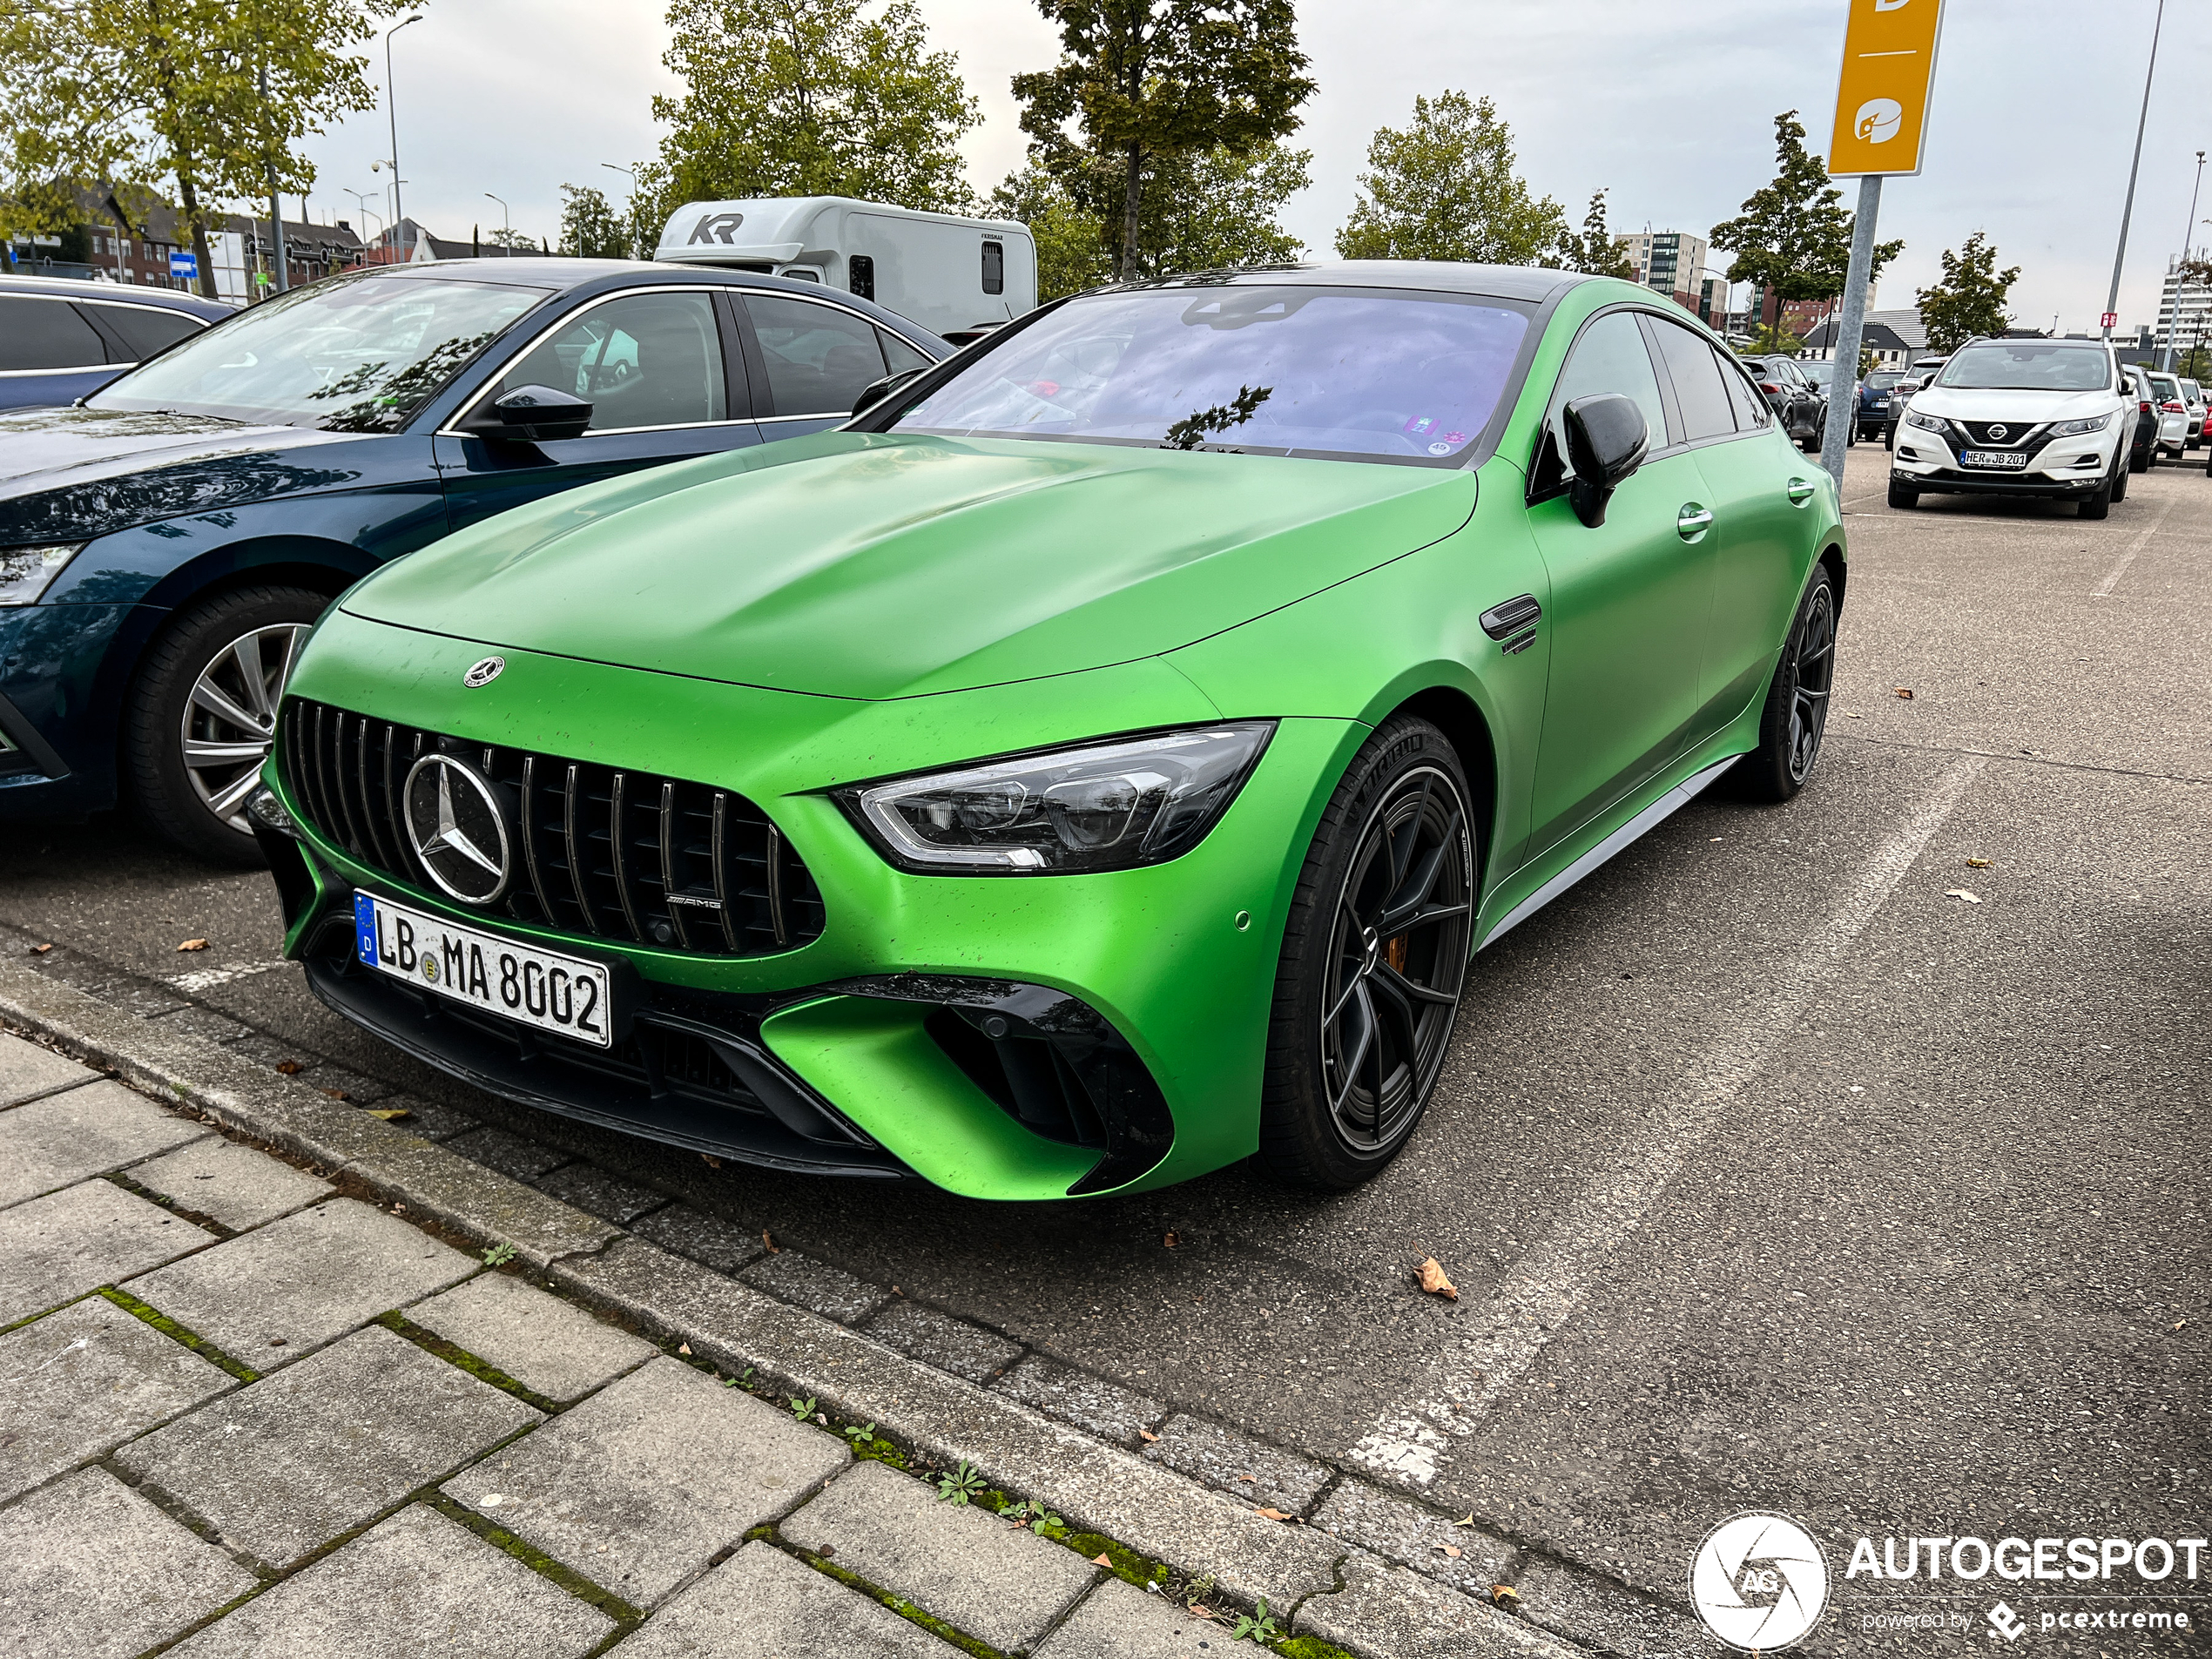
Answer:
[
  {"xmin": 266, "ymin": 613, "xmax": 1359, "ymax": 1200},
  {"xmin": 1891, "ymin": 425, "xmax": 2118, "ymax": 496}
]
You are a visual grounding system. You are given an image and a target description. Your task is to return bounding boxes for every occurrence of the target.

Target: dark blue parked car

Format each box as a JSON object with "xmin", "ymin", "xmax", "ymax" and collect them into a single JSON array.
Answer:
[
  {"xmin": 0, "ymin": 258, "xmax": 946, "ymax": 861},
  {"xmin": 0, "ymin": 274, "xmax": 234, "ymax": 410}
]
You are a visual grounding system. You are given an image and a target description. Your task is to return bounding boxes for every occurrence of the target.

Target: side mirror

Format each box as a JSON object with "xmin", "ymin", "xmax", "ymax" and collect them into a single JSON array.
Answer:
[
  {"xmin": 852, "ymin": 366, "xmax": 927, "ymax": 415},
  {"xmin": 460, "ymin": 385, "xmax": 593, "ymax": 443},
  {"xmin": 1561, "ymin": 393, "xmax": 1649, "ymax": 528}
]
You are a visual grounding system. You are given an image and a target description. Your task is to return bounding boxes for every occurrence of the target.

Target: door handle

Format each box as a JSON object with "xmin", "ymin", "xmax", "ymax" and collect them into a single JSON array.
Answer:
[
  {"xmin": 1786, "ymin": 476, "xmax": 1817, "ymax": 505},
  {"xmin": 1676, "ymin": 503, "xmax": 1715, "ymax": 540}
]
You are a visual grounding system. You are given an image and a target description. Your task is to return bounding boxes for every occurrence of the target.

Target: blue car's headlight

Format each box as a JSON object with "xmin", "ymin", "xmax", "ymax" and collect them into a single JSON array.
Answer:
[
  {"xmin": 0, "ymin": 543, "xmax": 85, "ymax": 606},
  {"xmin": 840, "ymin": 722, "xmax": 1275, "ymax": 874},
  {"xmin": 2050, "ymin": 414, "xmax": 2113, "ymax": 436}
]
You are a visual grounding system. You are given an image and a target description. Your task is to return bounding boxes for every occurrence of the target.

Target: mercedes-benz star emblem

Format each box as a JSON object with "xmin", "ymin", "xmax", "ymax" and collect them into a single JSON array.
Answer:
[
  {"xmin": 402, "ymin": 754, "xmax": 511, "ymax": 905},
  {"xmin": 1986, "ymin": 424, "xmax": 2008, "ymax": 441},
  {"xmin": 462, "ymin": 656, "xmax": 505, "ymax": 688}
]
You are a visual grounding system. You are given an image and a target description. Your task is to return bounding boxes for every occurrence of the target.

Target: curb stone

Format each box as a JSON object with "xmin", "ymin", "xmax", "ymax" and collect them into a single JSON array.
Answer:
[{"xmin": 0, "ymin": 957, "xmax": 1658, "ymax": 1657}]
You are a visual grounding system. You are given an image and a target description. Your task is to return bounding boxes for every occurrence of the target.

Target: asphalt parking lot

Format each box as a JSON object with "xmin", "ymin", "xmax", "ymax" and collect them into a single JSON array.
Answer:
[{"xmin": 4, "ymin": 441, "xmax": 2205, "ymax": 1646}]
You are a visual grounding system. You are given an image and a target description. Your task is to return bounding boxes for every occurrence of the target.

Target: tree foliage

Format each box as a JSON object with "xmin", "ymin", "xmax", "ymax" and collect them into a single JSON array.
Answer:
[
  {"xmin": 1710, "ymin": 111, "xmax": 1900, "ymax": 316},
  {"xmin": 1913, "ymin": 231, "xmax": 2020, "ymax": 354},
  {"xmin": 646, "ymin": 0, "xmax": 980, "ymax": 219},
  {"xmin": 1014, "ymin": 0, "xmax": 1312, "ymax": 281},
  {"xmin": 558, "ymin": 183, "xmax": 631, "ymax": 260},
  {"xmin": 1555, "ymin": 187, "xmax": 1634, "ymax": 279},
  {"xmin": 0, "ymin": 0, "xmax": 404, "ymax": 296},
  {"xmin": 1335, "ymin": 91, "xmax": 1567, "ymax": 266}
]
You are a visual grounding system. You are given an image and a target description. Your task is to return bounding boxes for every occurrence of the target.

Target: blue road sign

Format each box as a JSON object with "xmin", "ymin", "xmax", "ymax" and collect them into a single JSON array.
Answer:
[{"xmin": 170, "ymin": 250, "xmax": 197, "ymax": 280}]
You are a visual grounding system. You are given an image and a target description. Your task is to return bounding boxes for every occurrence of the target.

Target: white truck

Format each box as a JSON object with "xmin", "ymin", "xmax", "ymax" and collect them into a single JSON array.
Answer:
[{"xmin": 654, "ymin": 196, "xmax": 1036, "ymax": 341}]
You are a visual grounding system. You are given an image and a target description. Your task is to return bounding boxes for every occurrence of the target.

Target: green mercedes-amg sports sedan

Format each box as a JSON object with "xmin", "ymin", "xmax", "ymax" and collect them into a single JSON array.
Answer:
[{"xmin": 253, "ymin": 264, "xmax": 1844, "ymax": 1200}]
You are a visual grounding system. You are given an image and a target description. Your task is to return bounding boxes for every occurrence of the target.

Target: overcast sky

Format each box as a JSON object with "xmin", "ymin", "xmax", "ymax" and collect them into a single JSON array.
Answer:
[{"xmin": 297, "ymin": 0, "xmax": 2209, "ymax": 334}]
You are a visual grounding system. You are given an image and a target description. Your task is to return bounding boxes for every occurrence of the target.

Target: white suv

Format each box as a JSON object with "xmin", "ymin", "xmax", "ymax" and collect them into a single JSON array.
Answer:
[{"xmin": 1890, "ymin": 338, "xmax": 2131, "ymax": 519}]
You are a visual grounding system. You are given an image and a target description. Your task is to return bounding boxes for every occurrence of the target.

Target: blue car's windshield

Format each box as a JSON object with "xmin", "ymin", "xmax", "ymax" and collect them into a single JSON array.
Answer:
[
  {"xmin": 892, "ymin": 285, "xmax": 1533, "ymax": 463},
  {"xmin": 91, "ymin": 273, "xmax": 548, "ymax": 431}
]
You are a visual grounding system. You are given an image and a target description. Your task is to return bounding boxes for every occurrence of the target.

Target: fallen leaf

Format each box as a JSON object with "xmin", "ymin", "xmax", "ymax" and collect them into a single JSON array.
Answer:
[
  {"xmin": 1162, "ymin": 1230, "xmax": 1179, "ymax": 1248},
  {"xmin": 1844, "ymin": 711, "xmax": 1863, "ymax": 719},
  {"xmin": 1435, "ymin": 1543, "xmax": 1463, "ymax": 1558},
  {"xmin": 1238, "ymin": 1474, "xmax": 1257, "ymax": 1482},
  {"xmin": 1418, "ymin": 1257, "xmax": 1459, "ymax": 1301},
  {"xmin": 816, "ymin": 1544, "xmax": 835, "ymax": 1560},
  {"xmin": 29, "ymin": 942, "xmax": 51, "ymax": 954},
  {"xmin": 1255, "ymin": 1507, "xmax": 1293, "ymax": 1521},
  {"xmin": 2176, "ymin": 1319, "xmax": 2190, "ymax": 1331},
  {"xmin": 1945, "ymin": 889, "xmax": 1981, "ymax": 904},
  {"xmin": 700, "ymin": 1152, "xmax": 722, "ymax": 1170},
  {"xmin": 1966, "ymin": 857, "xmax": 1992, "ymax": 868},
  {"xmin": 1092, "ymin": 1553, "xmax": 1113, "ymax": 1568},
  {"xmin": 1138, "ymin": 1428, "xmax": 1161, "ymax": 1443},
  {"xmin": 1894, "ymin": 687, "xmax": 1915, "ymax": 700},
  {"xmin": 322, "ymin": 1089, "xmax": 349, "ymax": 1102},
  {"xmin": 274, "ymin": 1060, "xmax": 305, "ymax": 1076},
  {"xmin": 364, "ymin": 1107, "xmax": 412, "ymax": 1122},
  {"xmin": 761, "ymin": 1230, "xmax": 780, "ymax": 1254},
  {"xmin": 176, "ymin": 938, "xmax": 210, "ymax": 952},
  {"xmin": 677, "ymin": 1342, "xmax": 692, "ymax": 1356},
  {"xmin": 1187, "ymin": 1604, "xmax": 1216, "ymax": 1620},
  {"xmin": 1454, "ymin": 1513, "xmax": 1478, "ymax": 1528},
  {"xmin": 1492, "ymin": 1585, "xmax": 1521, "ymax": 1607}
]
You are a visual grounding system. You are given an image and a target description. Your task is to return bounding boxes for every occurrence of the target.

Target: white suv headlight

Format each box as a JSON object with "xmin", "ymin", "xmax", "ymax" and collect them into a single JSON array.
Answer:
[
  {"xmin": 2050, "ymin": 414, "xmax": 2113, "ymax": 436},
  {"xmin": 0, "ymin": 544, "xmax": 85, "ymax": 607},
  {"xmin": 1905, "ymin": 409, "xmax": 1947, "ymax": 432}
]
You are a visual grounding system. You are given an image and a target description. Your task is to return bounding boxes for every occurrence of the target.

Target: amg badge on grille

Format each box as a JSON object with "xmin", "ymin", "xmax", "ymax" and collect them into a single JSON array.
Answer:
[
  {"xmin": 402, "ymin": 754, "xmax": 512, "ymax": 905},
  {"xmin": 462, "ymin": 656, "xmax": 505, "ymax": 688}
]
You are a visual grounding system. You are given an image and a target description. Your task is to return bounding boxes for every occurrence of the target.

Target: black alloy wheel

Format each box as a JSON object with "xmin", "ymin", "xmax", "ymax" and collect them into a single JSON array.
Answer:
[
  {"xmin": 1733, "ymin": 568, "xmax": 1838, "ymax": 804},
  {"xmin": 1260, "ymin": 718, "xmax": 1475, "ymax": 1190}
]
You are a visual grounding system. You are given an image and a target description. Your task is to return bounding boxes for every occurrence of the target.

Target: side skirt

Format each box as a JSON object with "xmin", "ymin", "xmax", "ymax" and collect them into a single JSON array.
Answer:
[{"xmin": 1477, "ymin": 753, "xmax": 1740, "ymax": 949}]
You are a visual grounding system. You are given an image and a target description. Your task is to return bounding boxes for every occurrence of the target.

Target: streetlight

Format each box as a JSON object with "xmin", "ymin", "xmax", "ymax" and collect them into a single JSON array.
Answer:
[
  {"xmin": 2163, "ymin": 151, "xmax": 2208, "ymax": 371},
  {"xmin": 384, "ymin": 15, "xmax": 422, "ymax": 258},
  {"xmin": 343, "ymin": 189, "xmax": 383, "ymax": 263},
  {"xmin": 484, "ymin": 192, "xmax": 509, "ymax": 257},
  {"xmin": 2103, "ymin": 0, "xmax": 2166, "ymax": 344}
]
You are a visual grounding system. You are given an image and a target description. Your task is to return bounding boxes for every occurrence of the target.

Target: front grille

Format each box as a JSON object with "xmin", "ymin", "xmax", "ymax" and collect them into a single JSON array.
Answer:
[
  {"xmin": 280, "ymin": 698, "xmax": 825, "ymax": 957},
  {"xmin": 1952, "ymin": 419, "xmax": 2049, "ymax": 450}
]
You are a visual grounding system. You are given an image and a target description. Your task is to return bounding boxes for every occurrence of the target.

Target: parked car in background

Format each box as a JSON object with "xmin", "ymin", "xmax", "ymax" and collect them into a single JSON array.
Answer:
[
  {"xmin": 2144, "ymin": 370, "xmax": 2188, "ymax": 458},
  {"xmin": 2181, "ymin": 378, "xmax": 2204, "ymax": 448},
  {"xmin": 254, "ymin": 264, "xmax": 1846, "ymax": 1199},
  {"xmin": 2121, "ymin": 365, "xmax": 2158, "ymax": 476},
  {"xmin": 1882, "ymin": 356, "xmax": 1951, "ymax": 449},
  {"xmin": 1855, "ymin": 369, "xmax": 1905, "ymax": 441},
  {"xmin": 0, "ymin": 259, "xmax": 945, "ymax": 863},
  {"xmin": 0, "ymin": 274, "xmax": 232, "ymax": 410},
  {"xmin": 1739, "ymin": 354, "xmax": 1826, "ymax": 450},
  {"xmin": 1890, "ymin": 336, "xmax": 2129, "ymax": 517}
]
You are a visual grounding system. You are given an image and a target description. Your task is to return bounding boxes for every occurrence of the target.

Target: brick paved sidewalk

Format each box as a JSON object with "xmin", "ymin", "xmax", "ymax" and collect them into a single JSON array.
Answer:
[{"xmin": 0, "ymin": 1031, "xmax": 1282, "ymax": 1659}]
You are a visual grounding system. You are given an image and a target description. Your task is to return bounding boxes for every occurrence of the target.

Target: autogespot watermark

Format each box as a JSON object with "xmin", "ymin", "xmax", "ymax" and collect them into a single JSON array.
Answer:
[{"xmin": 1689, "ymin": 1515, "xmax": 2208, "ymax": 1649}]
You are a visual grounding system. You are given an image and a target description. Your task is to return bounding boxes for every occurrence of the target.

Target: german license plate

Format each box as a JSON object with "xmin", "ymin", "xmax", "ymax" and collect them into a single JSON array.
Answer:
[
  {"xmin": 354, "ymin": 892, "xmax": 612, "ymax": 1048},
  {"xmin": 1961, "ymin": 449, "xmax": 2028, "ymax": 469}
]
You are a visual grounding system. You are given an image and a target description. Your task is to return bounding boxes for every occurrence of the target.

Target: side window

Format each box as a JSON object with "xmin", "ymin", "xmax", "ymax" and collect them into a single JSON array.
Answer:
[
  {"xmin": 1719, "ymin": 351, "xmax": 1771, "ymax": 428},
  {"xmin": 880, "ymin": 329, "xmax": 931, "ymax": 377},
  {"xmin": 981, "ymin": 240, "xmax": 1005, "ymax": 296},
  {"xmin": 1551, "ymin": 310, "xmax": 1669, "ymax": 448},
  {"xmin": 745, "ymin": 294, "xmax": 888, "ymax": 415},
  {"xmin": 90, "ymin": 303, "xmax": 202, "ymax": 363},
  {"xmin": 0, "ymin": 297, "xmax": 106, "ymax": 371},
  {"xmin": 496, "ymin": 291, "xmax": 727, "ymax": 432},
  {"xmin": 1649, "ymin": 320, "xmax": 1738, "ymax": 442},
  {"xmin": 848, "ymin": 254, "xmax": 875, "ymax": 301}
]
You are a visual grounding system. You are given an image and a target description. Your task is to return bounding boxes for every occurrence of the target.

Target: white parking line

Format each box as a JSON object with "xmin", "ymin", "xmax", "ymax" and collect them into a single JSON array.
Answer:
[
  {"xmin": 168, "ymin": 961, "xmax": 289, "ymax": 995},
  {"xmin": 1346, "ymin": 753, "xmax": 1989, "ymax": 1487},
  {"xmin": 2090, "ymin": 495, "xmax": 2175, "ymax": 597}
]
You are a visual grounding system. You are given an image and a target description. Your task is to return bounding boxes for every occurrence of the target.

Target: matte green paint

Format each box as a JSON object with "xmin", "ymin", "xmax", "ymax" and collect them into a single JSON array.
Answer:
[{"xmin": 273, "ymin": 273, "xmax": 1843, "ymax": 1201}]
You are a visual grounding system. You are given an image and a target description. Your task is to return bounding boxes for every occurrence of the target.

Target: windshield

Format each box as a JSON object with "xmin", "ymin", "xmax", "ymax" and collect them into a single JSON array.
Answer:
[
  {"xmin": 1866, "ymin": 373, "xmax": 1905, "ymax": 390},
  {"xmin": 891, "ymin": 285, "xmax": 1532, "ymax": 462},
  {"xmin": 91, "ymin": 273, "xmax": 548, "ymax": 430},
  {"xmin": 1937, "ymin": 343, "xmax": 2110, "ymax": 392},
  {"xmin": 2148, "ymin": 374, "xmax": 2180, "ymax": 399},
  {"xmin": 1800, "ymin": 361, "xmax": 1834, "ymax": 385}
]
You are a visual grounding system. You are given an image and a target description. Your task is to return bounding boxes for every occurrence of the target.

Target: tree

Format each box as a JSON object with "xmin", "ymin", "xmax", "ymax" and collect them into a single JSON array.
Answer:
[
  {"xmin": 648, "ymin": 0, "xmax": 980, "ymax": 215},
  {"xmin": 0, "ymin": 0, "xmax": 405, "ymax": 299},
  {"xmin": 1553, "ymin": 187, "xmax": 1634, "ymax": 279},
  {"xmin": 558, "ymin": 184, "xmax": 630, "ymax": 259},
  {"xmin": 1014, "ymin": 0, "xmax": 1313, "ymax": 281},
  {"xmin": 1335, "ymin": 91, "xmax": 1567, "ymax": 265},
  {"xmin": 1709, "ymin": 111, "xmax": 1900, "ymax": 339},
  {"xmin": 1914, "ymin": 231, "xmax": 2020, "ymax": 354},
  {"xmin": 989, "ymin": 164, "xmax": 1112, "ymax": 300}
]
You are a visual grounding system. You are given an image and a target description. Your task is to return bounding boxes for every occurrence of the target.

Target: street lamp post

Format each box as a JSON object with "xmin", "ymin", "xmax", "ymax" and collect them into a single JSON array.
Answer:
[
  {"xmin": 384, "ymin": 15, "xmax": 422, "ymax": 260},
  {"xmin": 484, "ymin": 192, "xmax": 509, "ymax": 257},
  {"xmin": 343, "ymin": 190, "xmax": 383, "ymax": 265},
  {"xmin": 2103, "ymin": 0, "xmax": 2166, "ymax": 345},
  {"xmin": 2161, "ymin": 151, "xmax": 2206, "ymax": 372}
]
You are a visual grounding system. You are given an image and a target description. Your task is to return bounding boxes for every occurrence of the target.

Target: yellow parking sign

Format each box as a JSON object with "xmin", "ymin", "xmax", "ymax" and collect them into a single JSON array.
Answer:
[{"xmin": 1829, "ymin": 0, "xmax": 1946, "ymax": 176}]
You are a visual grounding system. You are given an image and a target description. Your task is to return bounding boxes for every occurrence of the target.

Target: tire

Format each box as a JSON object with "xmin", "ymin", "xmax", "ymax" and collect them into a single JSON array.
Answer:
[
  {"xmin": 125, "ymin": 583, "xmax": 328, "ymax": 866},
  {"xmin": 1258, "ymin": 717, "xmax": 1475, "ymax": 1191},
  {"xmin": 1730, "ymin": 566, "xmax": 1838, "ymax": 805},
  {"xmin": 2132, "ymin": 443, "xmax": 2151, "ymax": 475},
  {"xmin": 2112, "ymin": 456, "xmax": 2129, "ymax": 501},
  {"xmin": 1888, "ymin": 478, "xmax": 1919, "ymax": 509},
  {"xmin": 2079, "ymin": 478, "xmax": 2112, "ymax": 519},
  {"xmin": 1885, "ymin": 423, "xmax": 1897, "ymax": 452}
]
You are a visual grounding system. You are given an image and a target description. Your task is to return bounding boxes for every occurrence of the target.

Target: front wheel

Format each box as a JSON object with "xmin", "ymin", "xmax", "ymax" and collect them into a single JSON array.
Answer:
[
  {"xmin": 2112, "ymin": 455, "xmax": 2130, "ymax": 501},
  {"xmin": 125, "ymin": 584, "xmax": 328, "ymax": 865},
  {"xmin": 1258, "ymin": 718, "xmax": 1475, "ymax": 1191},
  {"xmin": 1731, "ymin": 567, "xmax": 1838, "ymax": 804},
  {"xmin": 1888, "ymin": 478, "xmax": 1919, "ymax": 509}
]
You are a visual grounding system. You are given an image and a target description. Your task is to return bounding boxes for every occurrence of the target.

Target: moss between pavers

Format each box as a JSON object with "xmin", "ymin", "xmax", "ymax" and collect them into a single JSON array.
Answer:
[
  {"xmin": 765, "ymin": 1529, "xmax": 1009, "ymax": 1659},
  {"xmin": 428, "ymin": 1494, "xmax": 645, "ymax": 1632},
  {"xmin": 99, "ymin": 1285, "xmax": 260, "ymax": 1382},
  {"xmin": 374, "ymin": 1309, "xmax": 565, "ymax": 1414}
]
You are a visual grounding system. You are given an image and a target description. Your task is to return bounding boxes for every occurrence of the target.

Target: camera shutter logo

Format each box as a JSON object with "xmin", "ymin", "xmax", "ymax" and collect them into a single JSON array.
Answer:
[
  {"xmin": 1689, "ymin": 1513, "xmax": 1829, "ymax": 1652},
  {"xmin": 403, "ymin": 754, "xmax": 512, "ymax": 906}
]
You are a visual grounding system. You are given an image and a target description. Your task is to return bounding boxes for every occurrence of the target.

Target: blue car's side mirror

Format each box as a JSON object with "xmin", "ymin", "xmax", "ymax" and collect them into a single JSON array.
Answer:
[
  {"xmin": 461, "ymin": 385, "xmax": 593, "ymax": 444},
  {"xmin": 1562, "ymin": 393, "xmax": 1650, "ymax": 529}
]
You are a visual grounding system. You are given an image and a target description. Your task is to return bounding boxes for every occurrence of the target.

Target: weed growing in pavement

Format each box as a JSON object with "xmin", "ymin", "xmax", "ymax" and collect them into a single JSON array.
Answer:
[
  {"xmin": 997, "ymin": 1497, "xmax": 1063, "ymax": 1534},
  {"xmin": 1229, "ymin": 1598, "xmax": 1280, "ymax": 1643},
  {"xmin": 788, "ymin": 1394, "xmax": 817, "ymax": 1420},
  {"xmin": 841, "ymin": 1420, "xmax": 877, "ymax": 1444},
  {"xmin": 480, "ymin": 1241, "xmax": 516, "ymax": 1267},
  {"xmin": 934, "ymin": 1460, "xmax": 987, "ymax": 1504}
]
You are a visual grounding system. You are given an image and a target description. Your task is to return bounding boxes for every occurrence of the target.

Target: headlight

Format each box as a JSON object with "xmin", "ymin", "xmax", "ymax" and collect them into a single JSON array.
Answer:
[
  {"xmin": 0, "ymin": 543, "xmax": 85, "ymax": 606},
  {"xmin": 2050, "ymin": 413, "xmax": 2113, "ymax": 436},
  {"xmin": 840, "ymin": 722, "xmax": 1275, "ymax": 874},
  {"xmin": 1905, "ymin": 410, "xmax": 1946, "ymax": 432}
]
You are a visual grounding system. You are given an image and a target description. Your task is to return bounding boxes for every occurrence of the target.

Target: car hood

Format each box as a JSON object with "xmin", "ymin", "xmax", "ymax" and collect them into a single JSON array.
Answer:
[
  {"xmin": 342, "ymin": 432, "xmax": 1478, "ymax": 700},
  {"xmin": 0, "ymin": 404, "xmax": 369, "ymax": 546},
  {"xmin": 1907, "ymin": 387, "xmax": 2119, "ymax": 423}
]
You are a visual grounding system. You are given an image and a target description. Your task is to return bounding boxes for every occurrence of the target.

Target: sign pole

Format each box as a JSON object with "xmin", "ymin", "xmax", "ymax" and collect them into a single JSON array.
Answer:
[
  {"xmin": 1819, "ymin": 174, "xmax": 1882, "ymax": 489},
  {"xmin": 2104, "ymin": 0, "xmax": 2165, "ymax": 347}
]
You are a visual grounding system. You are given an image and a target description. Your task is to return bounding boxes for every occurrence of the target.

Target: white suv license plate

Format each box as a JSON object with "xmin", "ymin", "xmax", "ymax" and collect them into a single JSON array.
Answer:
[
  {"xmin": 354, "ymin": 892, "xmax": 613, "ymax": 1049},
  {"xmin": 1961, "ymin": 449, "xmax": 2029, "ymax": 469}
]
